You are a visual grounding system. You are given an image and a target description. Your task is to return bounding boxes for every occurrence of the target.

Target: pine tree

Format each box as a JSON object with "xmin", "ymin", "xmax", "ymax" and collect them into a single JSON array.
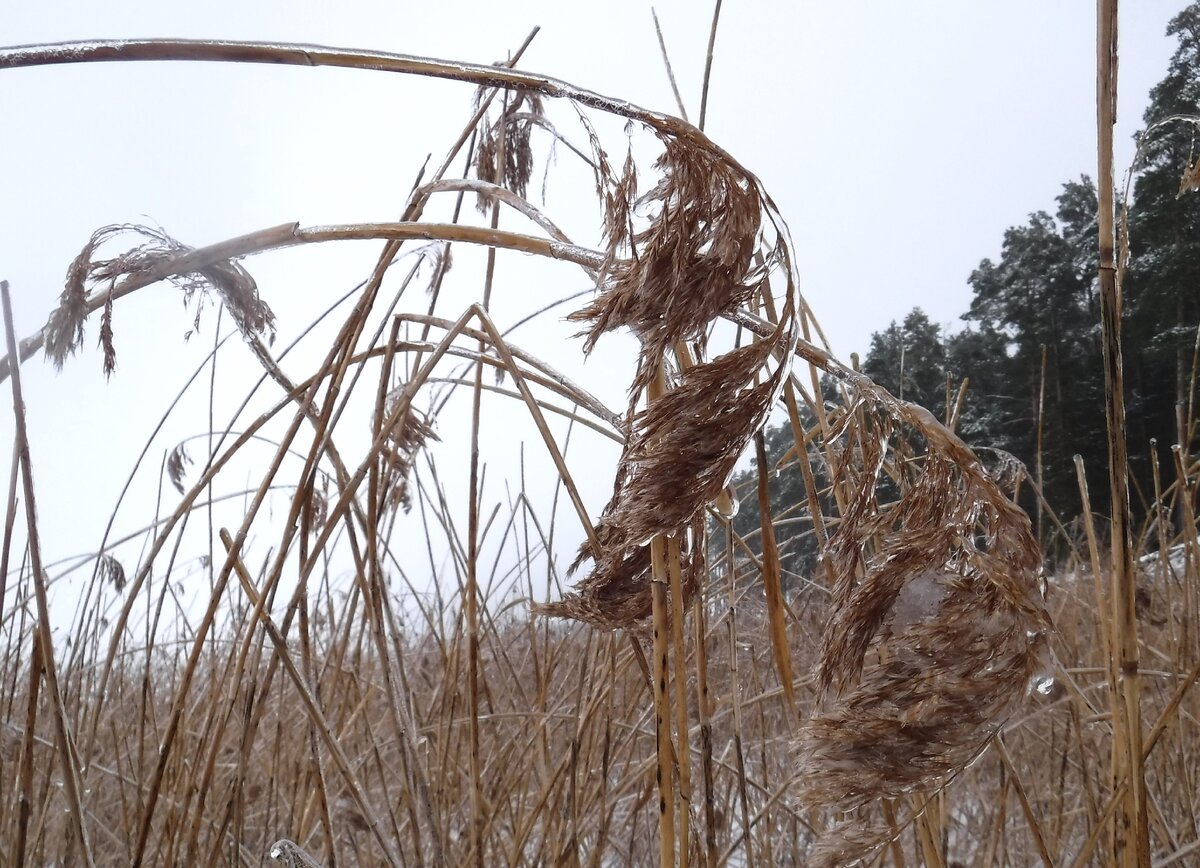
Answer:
[
  {"xmin": 862, "ymin": 308, "xmax": 951, "ymax": 420},
  {"xmin": 741, "ymin": 4, "xmax": 1200, "ymax": 562},
  {"xmin": 960, "ymin": 181, "xmax": 1107, "ymax": 518},
  {"xmin": 1127, "ymin": 4, "xmax": 1200, "ymax": 474}
]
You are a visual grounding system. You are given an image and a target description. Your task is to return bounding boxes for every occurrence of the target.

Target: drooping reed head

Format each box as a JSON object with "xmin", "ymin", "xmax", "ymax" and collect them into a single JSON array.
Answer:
[
  {"xmin": 794, "ymin": 383, "xmax": 1051, "ymax": 865},
  {"xmin": 543, "ymin": 129, "xmax": 800, "ymax": 629},
  {"xmin": 47, "ymin": 223, "xmax": 276, "ymax": 376}
]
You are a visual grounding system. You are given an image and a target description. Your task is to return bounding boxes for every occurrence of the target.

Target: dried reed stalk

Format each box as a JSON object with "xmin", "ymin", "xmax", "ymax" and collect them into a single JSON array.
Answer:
[
  {"xmin": 691, "ymin": 563, "xmax": 718, "ymax": 868},
  {"xmin": 754, "ymin": 431, "xmax": 796, "ymax": 720},
  {"xmin": 666, "ymin": 535, "xmax": 693, "ymax": 864},
  {"xmin": 1, "ymin": 282, "xmax": 94, "ymax": 867},
  {"xmin": 650, "ymin": 533, "xmax": 676, "ymax": 868},
  {"xmin": 1095, "ymin": 2, "xmax": 1150, "ymax": 864}
]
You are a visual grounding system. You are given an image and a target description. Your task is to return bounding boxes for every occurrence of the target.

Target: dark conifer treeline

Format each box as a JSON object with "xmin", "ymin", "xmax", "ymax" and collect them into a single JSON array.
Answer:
[{"xmin": 734, "ymin": 5, "xmax": 1200, "ymax": 571}]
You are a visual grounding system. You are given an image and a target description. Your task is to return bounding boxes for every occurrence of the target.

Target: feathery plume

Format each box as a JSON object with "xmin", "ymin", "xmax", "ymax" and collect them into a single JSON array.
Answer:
[{"xmin": 45, "ymin": 224, "xmax": 276, "ymax": 373}]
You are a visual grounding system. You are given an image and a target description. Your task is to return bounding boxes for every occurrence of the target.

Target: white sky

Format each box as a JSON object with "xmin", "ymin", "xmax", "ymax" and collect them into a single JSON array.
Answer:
[{"xmin": 0, "ymin": 1, "xmax": 1187, "ymax": 608}]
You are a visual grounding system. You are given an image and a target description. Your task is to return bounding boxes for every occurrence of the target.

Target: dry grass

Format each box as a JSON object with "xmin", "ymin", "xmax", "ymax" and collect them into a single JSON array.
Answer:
[{"xmin": 0, "ymin": 18, "xmax": 1198, "ymax": 868}]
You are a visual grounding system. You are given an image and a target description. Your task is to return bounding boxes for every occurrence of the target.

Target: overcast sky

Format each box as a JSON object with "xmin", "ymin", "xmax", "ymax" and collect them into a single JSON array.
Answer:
[
  {"xmin": 2, "ymin": 1, "xmax": 1185, "ymax": 355},
  {"xmin": 0, "ymin": 1, "xmax": 1189, "ymax": 601}
]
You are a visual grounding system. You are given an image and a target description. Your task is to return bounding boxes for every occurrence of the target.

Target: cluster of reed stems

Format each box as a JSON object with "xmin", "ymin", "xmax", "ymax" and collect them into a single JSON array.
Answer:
[{"xmin": 0, "ymin": 6, "xmax": 1197, "ymax": 865}]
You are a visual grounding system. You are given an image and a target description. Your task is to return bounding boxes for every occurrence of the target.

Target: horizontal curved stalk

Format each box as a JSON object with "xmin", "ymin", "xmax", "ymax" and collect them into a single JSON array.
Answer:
[
  {"xmin": 0, "ymin": 38, "xmax": 746, "ymax": 167},
  {"xmin": 0, "ymin": 221, "xmax": 603, "ymax": 383}
]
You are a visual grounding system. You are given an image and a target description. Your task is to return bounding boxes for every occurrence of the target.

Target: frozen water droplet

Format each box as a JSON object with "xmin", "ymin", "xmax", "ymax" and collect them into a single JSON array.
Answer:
[
  {"xmin": 1032, "ymin": 672, "xmax": 1058, "ymax": 697},
  {"xmin": 714, "ymin": 487, "xmax": 739, "ymax": 518}
]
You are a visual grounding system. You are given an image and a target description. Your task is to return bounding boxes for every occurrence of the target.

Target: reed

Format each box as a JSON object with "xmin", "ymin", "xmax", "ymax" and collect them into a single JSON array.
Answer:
[{"xmin": 0, "ymin": 13, "xmax": 1196, "ymax": 866}]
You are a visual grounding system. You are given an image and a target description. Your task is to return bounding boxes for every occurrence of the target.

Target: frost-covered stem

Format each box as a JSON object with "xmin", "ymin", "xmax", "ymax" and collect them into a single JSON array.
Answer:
[
  {"xmin": 0, "ymin": 282, "xmax": 95, "ymax": 867},
  {"xmin": 648, "ymin": 363, "xmax": 676, "ymax": 868},
  {"xmin": 0, "ymin": 39, "xmax": 749, "ymax": 173},
  {"xmin": 753, "ymin": 431, "xmax": 796, "ymax": 719},
  {"xmin": 0, "ymin": 221, "xmax": 603, "ymax": 386},
  {"xmin": 692, "ymin": 567, "xmax": 718, "ymax": 868},
  {"xmin": 667, "ymin": 535, "xmax": 692, "ymax": 865},
  {"xmin": 1095, "ymin": 2, "xmax": 1149, "ymax": 865}
]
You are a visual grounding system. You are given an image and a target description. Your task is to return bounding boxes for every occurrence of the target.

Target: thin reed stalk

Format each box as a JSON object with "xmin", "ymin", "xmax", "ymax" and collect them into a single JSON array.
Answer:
[
  {"xmin": 647, "ymin": 364, "xmax": 676, "ymax": 868},
  {"xmin": 1095, "ymin": 3, "xmax": 1150, "ymax": 864},
  {"xmin": 1, "ymin": 282, "xmax": 94, "ymax": 867}
]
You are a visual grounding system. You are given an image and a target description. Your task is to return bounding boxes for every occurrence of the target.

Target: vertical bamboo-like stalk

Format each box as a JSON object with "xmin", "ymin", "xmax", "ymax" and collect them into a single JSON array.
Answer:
[
  {"xmin": 949, "ymin": 377, "xmax": 969, "ymax": 433},
  {"xmin": 464, "ymin": 82, "xmax": 513, "ymax": 867},
  {"xmin": 996, "ymin": 738, "xmax": 1055, "ymax": 867},
  {"xmin": 760, "ymin": 285, "xmax": 833, "ymax": 590},
  {"xmin": 1172, "ymin": 445, "xmax": 1198, "ymax": 656},
  {"xmin": 368, "ymin": 316, "xmax": 438, "ymax": 867},
  {"xmin": 651, "ymin": 539, "xmax": 676, "ymax": 868},
  {"xmin": 725, "ymin": 521, "xmax": 755, "ymax": 868},
  {"xmin": 1036, "ymin": 344, "xmax": 1047, "ymax": 546},
  {"xmin": 667, "ymin": 536, "xmax": 692, "ymax": 865},
  {"xmin": 697, "ymin": 0, "xmax": 724, "ymax": 132},
  {"xmin": 914, "ymin": 813, "xmax": 945, "ymax": 868},
  {"xmin": 1095, "ymin": 3, "xmax": 1150, "ymax": 864},
  {"xmin": 1, "ymin": 282, "xmax": 94, "ymax": 867},
  {"xmin": 692, "ymin": 579, "xmax": 717, "ymax": 868},
  {"xmin": 781, "ymin": 385, "xmax": 834, "ymax": 587},
  {"xmin": 12, "ymin": 632, "xmax": 42, "ymax": 868},
  {"xmin": 1149, "ymin": 444, "xmax": 1176, "ymax": 658},
  {"xmin": 747, "ymin": 654, "xmax": 776, "ymax": 866},
  {"xmin": 648, "ymin": 366, "xmax": 676, "ymax": 868},
  {"xmin": 753, "ymin": 432, "xmax": 796, "ymax": 718},
  {"xmin": 465, "ymin": 325, "xmax": 487, "ymax": 868},
  {"xmin": 1076, "ymin": 457, "xmax": 1121, "ymax": 792},
  {"xmin": 669, "ymin": 337, "xmax": 698, "ymax": 861}
]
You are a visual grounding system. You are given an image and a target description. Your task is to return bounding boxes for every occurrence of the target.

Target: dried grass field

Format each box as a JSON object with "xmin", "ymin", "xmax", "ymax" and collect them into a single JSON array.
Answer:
[{"xmin": 1, "ymin": 7, "xmax": 1198, "ymax": 867}]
